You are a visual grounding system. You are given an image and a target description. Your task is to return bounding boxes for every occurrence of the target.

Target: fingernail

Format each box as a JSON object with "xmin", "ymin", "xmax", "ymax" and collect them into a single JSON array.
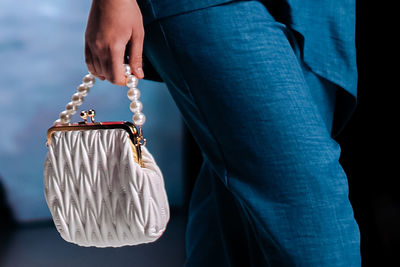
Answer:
[{"xmin": 136, "ymin": 67, "xmax": 144, "ymax": 78}]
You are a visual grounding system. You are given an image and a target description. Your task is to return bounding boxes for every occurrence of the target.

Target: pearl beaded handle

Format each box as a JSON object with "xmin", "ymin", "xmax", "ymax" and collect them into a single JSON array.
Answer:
[{"xmin": 55, "ymin": 64, "xmax": 145, "ymax": 128}]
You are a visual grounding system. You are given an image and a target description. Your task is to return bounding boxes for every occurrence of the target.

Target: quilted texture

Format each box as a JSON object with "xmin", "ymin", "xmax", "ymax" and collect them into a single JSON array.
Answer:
[{"xmin": 43, "ymin": 128, "xmax": 170, "ymax": 247}]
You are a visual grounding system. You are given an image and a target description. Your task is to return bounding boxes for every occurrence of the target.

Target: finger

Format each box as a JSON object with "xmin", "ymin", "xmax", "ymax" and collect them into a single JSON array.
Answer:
[
  {"xmin": 87, "ymin": 41, "xmax": 106, "ymax": 80},
  {"xmin": 129, "ymin": 32, "xmax": 145, "ymax": 79},
  {"xmin": 85, "ymin": 43, "xmax": 97, "ymax": 75},
  {"xmin": 104, "ymin": 43, "xmax": 126, "ymax": 85},
  {"xmin": 85, "ymin": 42, "xmax": 105, "ymax": 80},
  {"xmin": 93, "ymin": 54, "xmax": 106, "ymax": 81}
]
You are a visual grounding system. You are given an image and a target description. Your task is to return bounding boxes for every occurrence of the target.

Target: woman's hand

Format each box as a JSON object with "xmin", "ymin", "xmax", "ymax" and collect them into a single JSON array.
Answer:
[{"xmin": 85, "ymin": 0, "xmax": 145, "ymax": 85}]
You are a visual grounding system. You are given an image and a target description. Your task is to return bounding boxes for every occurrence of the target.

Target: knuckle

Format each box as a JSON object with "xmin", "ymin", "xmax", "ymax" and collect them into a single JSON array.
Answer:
[
  {"xmin": 93, "ymin": 40, "xmax": 106, "ymax": 51},
  {"xmin": 109, "ymin": 42, "xmax": 124, "ymax": 53},
  {"xmin": 89, "ymin": 39, "xmax": 110, "ymax": 52}
]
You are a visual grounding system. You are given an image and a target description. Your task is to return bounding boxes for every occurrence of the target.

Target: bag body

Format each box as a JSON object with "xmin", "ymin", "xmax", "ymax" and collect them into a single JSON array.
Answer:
[{"xmin": 43, "ymin": 67, "xmax": 170, "ymax": 247}]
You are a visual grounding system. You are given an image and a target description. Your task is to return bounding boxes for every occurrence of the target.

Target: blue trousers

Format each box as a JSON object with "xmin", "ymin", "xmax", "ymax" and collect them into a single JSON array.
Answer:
[{"xmin": 143, "ymin": 1, "xmax": 361, "ymax": 266}]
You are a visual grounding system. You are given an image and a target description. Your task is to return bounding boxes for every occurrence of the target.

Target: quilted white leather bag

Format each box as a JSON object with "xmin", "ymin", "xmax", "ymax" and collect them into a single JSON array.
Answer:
[{"xmin": 43, "ymin": 65, "xmax": 170, "ymax": 247}]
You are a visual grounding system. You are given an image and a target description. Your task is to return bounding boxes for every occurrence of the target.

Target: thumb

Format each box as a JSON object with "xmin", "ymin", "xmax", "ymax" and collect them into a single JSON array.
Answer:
[{"xmin": 129, "ymin": 34, "xmax": 145, "ymax": 79}]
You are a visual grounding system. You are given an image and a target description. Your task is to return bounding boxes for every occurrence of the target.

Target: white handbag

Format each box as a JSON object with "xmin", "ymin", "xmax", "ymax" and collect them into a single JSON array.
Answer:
[{"xmin": 43, "ymin": 65, "xmax": 170, "ymax": 247}]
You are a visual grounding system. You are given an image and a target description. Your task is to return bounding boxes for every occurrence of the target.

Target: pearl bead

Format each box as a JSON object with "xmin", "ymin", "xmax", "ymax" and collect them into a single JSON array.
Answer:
[
  {"xmin": 71, "ymin": 93, "xmax": 84, "ymax": 106},
  {"xmin": 59, "ymin": 111, "xmax": 71, "ymax": 123},
  {"xmin": 127, "ymin": 88, "xmax": 141, "ymax": 101},
  {"xmin": 65, "ymin": 101, "xmax": 77, "ymax": 115},
  {"xmin": 126, "ymin": 75, "xmax": 138, "ymax": 88},
  {"xmin": 132, "ymin": 112, "xmax": 146, "ymax": 126},
  {"xmin": 77, "ymin": 83, "xmax": 90, "ymax": 96},
  {"xmin": 124, "ymin": 64, "xmax": 132, "ymax": 75},
  {"xmin": 129, "ymin": 100, "xmax": 143, "ymax": 113},
  {"xmin": 82, "ymin": 74, "xmax": 95, "ymax": 87}
]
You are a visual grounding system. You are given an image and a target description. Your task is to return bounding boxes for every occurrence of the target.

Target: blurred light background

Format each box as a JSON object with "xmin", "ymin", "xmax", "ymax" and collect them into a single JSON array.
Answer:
[
  {"xmin": 0, "ymin": 0, "xmax": 186, "ymax": 222},
  {"xmin": 0, "ymin": 0, "xmax": 191, "ymax": 266}
]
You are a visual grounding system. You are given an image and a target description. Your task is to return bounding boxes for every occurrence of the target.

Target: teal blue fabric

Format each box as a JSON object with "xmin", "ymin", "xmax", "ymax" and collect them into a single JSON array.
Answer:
[
  {"xmin": 142, "ymin": 0, "xmax": 361, "ymax": 265},
  {"xmin": 138, "ymin": 0, "xmax": 358, "ymax": 137}
]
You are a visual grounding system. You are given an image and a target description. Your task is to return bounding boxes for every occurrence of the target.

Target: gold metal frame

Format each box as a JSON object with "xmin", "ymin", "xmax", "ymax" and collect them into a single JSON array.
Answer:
[{"xmin": 46, "ymin": 121, "xmax": 144, "ymax": 167}]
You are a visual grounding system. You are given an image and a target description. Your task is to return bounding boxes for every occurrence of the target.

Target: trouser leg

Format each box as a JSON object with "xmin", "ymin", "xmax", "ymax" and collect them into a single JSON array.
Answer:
[
  {"xmin": 143, "ymin": 1, "xmax": 361, "ymax": 265},
  {"xmin": 184, "ymin": 154, "xmax": 251, "ymax": 266},
  {"xmin": 185, "ymin": 63, "xmax": 343, "ymax": 267}
]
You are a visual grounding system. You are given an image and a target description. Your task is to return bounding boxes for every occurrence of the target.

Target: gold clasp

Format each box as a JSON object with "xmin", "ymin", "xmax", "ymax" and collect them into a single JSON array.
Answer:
[{"xmin": 80, "ymin": 109, "xmax": 96, "ymax": 123}]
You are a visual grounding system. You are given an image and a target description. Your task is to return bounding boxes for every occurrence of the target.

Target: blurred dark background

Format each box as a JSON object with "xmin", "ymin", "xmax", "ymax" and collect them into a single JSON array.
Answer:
[
  {"xmin": 336, "ymin": 1, "xmax": 398, "ymax": 266},
  {"xmin": 0, "ymin": 0, "xmax": 397, "ymax": 266}
]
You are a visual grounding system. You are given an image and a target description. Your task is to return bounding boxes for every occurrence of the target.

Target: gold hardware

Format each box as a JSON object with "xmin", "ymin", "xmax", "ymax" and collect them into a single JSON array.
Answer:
[
  {"xmin": 80, "ymin": 109, "xmax": 96, "ymax": 123},
  {"xmin": 88, "ymin": 109, "xmax": 96, "ymax": 123},
  {"xmin": 80, "ymin": 110, "xmax": 88, "ymax": 122},
  {"xmin": 136, "ymin": 127, "xmax": 147, "ymax": 147},
  {"xmin": 46, "ymin": 121, "xmax": 144, "ymax": 167}
]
